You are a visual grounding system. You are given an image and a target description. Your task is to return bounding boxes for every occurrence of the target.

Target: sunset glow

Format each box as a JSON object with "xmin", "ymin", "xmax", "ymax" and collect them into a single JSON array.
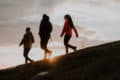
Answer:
[{"xmin": 0, "ymin": 0, "xmax": 120, "ymax": 69}]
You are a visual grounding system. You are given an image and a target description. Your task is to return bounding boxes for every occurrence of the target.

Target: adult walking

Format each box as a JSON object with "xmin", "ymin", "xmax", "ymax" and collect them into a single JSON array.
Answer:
[
  {"xmin": 39, "ymin": 14, "xmax": 53, "ymax": 59},
  {"xmin": 61, "ymin": 14, "xmax": 79, "ymax": 54}
]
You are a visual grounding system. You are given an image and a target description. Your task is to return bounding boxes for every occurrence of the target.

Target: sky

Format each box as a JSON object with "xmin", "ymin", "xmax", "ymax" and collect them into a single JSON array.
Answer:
[{"xmin": 0, "ymin": 0, "xmax": 120, "ymax": 69}]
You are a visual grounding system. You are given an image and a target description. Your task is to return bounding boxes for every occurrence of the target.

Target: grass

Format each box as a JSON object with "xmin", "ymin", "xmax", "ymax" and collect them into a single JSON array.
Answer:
[{"xmin": 0, "ymin": 40, "xmax": 120, "ymax": 80}]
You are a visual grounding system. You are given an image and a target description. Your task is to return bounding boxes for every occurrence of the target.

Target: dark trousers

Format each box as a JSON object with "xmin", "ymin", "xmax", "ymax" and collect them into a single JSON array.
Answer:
[
  {"xmin": 64, "ymin": 35, "xmax": 75, "ymax": 53},
  {"xmin": 40, "ymin": 36, "xmax": 50, "ymax": 50},
  {"xmin": 24, "ymin": 48, "xmax": 33, "ymax": 63},
  {"xmin": 40, "ymin": 35, "xmax": 51, "ymax": 59}
]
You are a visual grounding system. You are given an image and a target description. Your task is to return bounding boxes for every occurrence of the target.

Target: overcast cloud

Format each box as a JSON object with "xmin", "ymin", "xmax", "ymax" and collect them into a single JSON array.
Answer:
[{"xmin": 0, "ymin": 0, "xmax": 120, "ymax": 46}]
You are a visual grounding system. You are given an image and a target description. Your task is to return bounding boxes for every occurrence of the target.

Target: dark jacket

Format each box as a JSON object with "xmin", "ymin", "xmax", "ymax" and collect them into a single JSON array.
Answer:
[
  {"xmin": 20, "ymin": 31, "xmax": 35, "ymax": 48},
  {"xmin": 39, "ymin": 16, "xmax": 52, "ymax": 38}
]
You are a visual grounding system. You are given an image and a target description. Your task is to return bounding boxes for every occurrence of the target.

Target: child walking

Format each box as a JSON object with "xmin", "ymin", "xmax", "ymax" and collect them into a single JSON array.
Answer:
[
  {"xmin": 19, "ymin": 27, "xmax": 35, "ymax": 63},
  {"xmin": 61, "ymin": 14, "xmax": 79, "ymax": 54}
]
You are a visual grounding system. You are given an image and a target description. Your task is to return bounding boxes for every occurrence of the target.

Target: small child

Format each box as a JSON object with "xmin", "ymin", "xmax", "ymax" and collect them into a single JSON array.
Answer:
[
  {"xmin": 19, "ymin": 27, "xmax": 35, "ymax": 64},
  {"xmin": 61, "ymin": 14, "xmax": 79, "ymax": 54}
]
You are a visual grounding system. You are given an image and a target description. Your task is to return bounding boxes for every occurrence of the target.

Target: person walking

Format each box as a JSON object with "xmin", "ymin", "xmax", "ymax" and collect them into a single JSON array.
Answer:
[
  {"xmin": 19, "ymin": 27, "xmax": 35, "ymax": 63},
  {"xmin": 39, "ymin": 14, "xmax": 53, "ymax": 59},
  {"xmin": 61, "ymin": 14, "xmax": 79, "ymax": 54}
]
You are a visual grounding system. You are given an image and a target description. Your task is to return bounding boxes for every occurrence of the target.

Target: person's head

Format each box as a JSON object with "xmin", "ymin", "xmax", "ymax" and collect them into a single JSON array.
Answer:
[
  {"xmin": 26, "ymin": 27, "xmax": 31, "ymax": 32},
  {"xmin": 42, "ymin": 14, "xmax": 49, "ymax": 21},
  {"xmin": 64, "ymin": 14, "xmax": 74, "ymax": 27}
]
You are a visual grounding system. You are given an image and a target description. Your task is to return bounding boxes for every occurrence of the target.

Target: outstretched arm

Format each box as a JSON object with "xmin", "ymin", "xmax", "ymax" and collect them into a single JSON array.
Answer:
[
  {"xmin": 61, "ymin": 21, "xmax": 67, "ymax": 37},
  {"xmin": 73, "ymin": 26, "xmax": 79, "ymax": 38},
  {"xmin": 60, "ymin": 27, "xmax": 65, "ymax": 37},
  {"xmin": 19, "ymin": 36, "xmax": 24, "ymax": 46},
  {"xmin": 31, "ymin": 33, "xmax": 35, "ymax": 43}
]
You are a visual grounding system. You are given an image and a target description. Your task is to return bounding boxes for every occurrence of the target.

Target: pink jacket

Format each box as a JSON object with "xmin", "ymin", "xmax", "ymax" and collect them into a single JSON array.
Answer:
[{"xmin": 61, "ymin": 20, "xmax": 78, "ymax": 37}]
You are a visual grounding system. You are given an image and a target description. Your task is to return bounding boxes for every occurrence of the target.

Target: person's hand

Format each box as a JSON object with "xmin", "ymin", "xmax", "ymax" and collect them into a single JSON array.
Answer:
[
  {"xmin": 60, "ymin": 34, "xmax": 63, "ymax": 37},
  {"xmin": 76, "ymin": 34, "xmax": 79, "ymax": 38},
  {"xmin": 19, "ymin": 43, "xmax": 22, "ymax": 47}
]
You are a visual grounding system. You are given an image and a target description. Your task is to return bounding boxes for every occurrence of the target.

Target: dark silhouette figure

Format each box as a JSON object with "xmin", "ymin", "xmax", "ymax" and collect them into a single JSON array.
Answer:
[
  {"xmin": 19, "ymin": 27, "xmax": 35, "ymax": 63},
  {"xmin": 61, "ymin": 14, "xmax": 79, "ymax": 54},
  {"xmin": 39, "ymin": 14, "xmax": 53, "ymax": 59}
]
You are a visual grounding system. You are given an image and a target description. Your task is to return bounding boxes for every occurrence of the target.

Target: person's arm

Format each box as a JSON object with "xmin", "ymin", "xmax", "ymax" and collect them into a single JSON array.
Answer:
[
  {"xmin": 60, "ymin": 21, "xmax": 67, "ymax": 37},
  {"xmin": 49, "ymin": 22, "xmax": 53, "ymax": 33},
  {"xmin": 73, "ymin": 26, "xmax": 79, "ymax": 38},
  {"xmin": 49, "ymin": 22, "xmax": 53, "ymax": 41},
  {"xmin": 38, "ymin": 23, "xmax": 41, "ymax": 35},
  {"xmin": 32, "ymin": 33, "xmax": 35, "ymax": 43},
  {"xmin": 19, "ymin": 35, "xmax": 25, "ymax": 46}
]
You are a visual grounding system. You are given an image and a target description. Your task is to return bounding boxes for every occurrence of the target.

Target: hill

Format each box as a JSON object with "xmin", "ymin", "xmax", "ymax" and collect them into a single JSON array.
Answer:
[{"xmin": 0, "ymin": 41, "xmax": 120, "ymax": 80}]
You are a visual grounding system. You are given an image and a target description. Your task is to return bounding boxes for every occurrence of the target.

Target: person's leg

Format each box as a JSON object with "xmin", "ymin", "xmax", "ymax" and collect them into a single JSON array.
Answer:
[
  {"xmin": 27, "ymin": 48, "xmax": 34, "ymax": 62},
  {"xmin": 40, "ymin": 37, "xmax": 48, "ymax": 59},
  {"xmin": 41, "ymin": 37, "xmax": 48, "ymax": 59},
  {"xmin": 41, "ymin": 36, "xmax": 52, "ymax": 59},
  {"xmin": 64, "ymin": 35, "xmax": 70, "ymax": 54},
  {"xmin": 24, "ymin": 48, "xmax": 33, "ymax": 63},
  {"xmin": 44, "ymin": 36, "xmax": 52, "ymax": 57},
  {"xmin": 65, "ymin": 46, "xmax": 68, "ymax": 54},
  {"xmin": 40, "ymin": 38, "xmax": 45, "ymax": 49},
  {"xmin": 44, "ymin": 50, "xmax": 47, "ymax": 60},
  {"xmin": 64, "ymin": 35, "xmax": 76, "ymax": 53},
  {"xmin": 24, "ymin": 48, "xmax": 28, "ymax": 63}
]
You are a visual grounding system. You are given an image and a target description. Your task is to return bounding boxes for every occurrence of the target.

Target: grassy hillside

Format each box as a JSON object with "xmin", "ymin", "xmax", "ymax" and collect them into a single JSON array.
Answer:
[
  {"xmin": 0, "ymin": 60, "xmax": 52, "ymax": 80},
  {"xmin": 49, "ymin": 41, "xmax": 120, "ymax": 80},
  {"xmin": 0, "ymin": 41, "xmax": 120, "ymax": 80}
]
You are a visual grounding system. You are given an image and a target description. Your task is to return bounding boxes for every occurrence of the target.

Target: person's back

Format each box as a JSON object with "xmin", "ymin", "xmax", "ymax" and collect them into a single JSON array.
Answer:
[
  {"xmin": 23, "ymin": 31, "xmax": 34, "ymax": 48},
  {"xmin": 39, "ymin": 14, "xmax": 52, "ymax": 38},
  {"xmin": 38, "ymin": 14, "xmax": 53, "ymax": 59},
  {"xmin": 63, "ymin": 20, "xmax": 73, "ymax": 36},
  {"xmin": 61, "ymin": 14, "xmax": 78, "ymax": 54},
  {"xmin": 19, "ymin": 27, "xmax": 35, "ymax": 63}
]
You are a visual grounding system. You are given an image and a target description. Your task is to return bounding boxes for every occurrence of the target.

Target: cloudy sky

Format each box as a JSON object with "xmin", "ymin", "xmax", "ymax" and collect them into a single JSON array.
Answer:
[
  {"xmin": 0, "ymin": 0, "xmax": 120, "ymax": 68},
  {"xmin": 0, "ymin": 0, "xmax": 120, "ymax": 45}
]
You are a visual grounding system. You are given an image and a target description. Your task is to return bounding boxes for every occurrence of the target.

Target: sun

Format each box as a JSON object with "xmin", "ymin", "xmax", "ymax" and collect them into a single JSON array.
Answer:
[
  {"xmin": 30, "ymin": 48, "xmax": 65, "ymax": 61},
  {"xmin": 50, "ymin": 49, "xmax": 64, "ymax": 58}
]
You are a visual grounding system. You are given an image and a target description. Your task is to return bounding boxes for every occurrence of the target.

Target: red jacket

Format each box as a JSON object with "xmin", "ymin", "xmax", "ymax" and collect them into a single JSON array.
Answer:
[{"xmin": 61, "ymin": 20, "xmax": 78, "ymax": 37}]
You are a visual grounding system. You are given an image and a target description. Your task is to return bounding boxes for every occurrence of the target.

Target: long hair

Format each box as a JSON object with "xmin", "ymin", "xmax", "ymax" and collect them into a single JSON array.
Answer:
[{"xmin": 64, "ymin": 14, "xmax": 74, "ymax": 27}]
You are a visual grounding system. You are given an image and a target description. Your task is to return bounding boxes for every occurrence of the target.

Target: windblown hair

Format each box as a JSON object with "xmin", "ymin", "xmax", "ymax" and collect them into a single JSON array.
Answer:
[{"xmin": 64, "ymin": 14, "xmax": 74, "ymax": 27}]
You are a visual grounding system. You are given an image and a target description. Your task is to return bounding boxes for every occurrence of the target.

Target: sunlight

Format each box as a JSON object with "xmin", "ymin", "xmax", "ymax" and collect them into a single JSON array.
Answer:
[
  {"xmin": 0, "ymin": 46, "xmax": 65, "ymax": 69},
  {"xmin": 50, "ymin": 49, "xmax": 64, "ymax": 58}
]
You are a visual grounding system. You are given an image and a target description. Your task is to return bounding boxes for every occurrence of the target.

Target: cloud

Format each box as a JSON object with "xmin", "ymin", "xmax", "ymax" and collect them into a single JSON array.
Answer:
[
  {"xmin": 75, "ymin": 26, "xmax": 97, "ymax": 40},
  {"xmin": 0, "ymin": 0, "xmax": 66, "ymax": 24},
  {"xmin": 37, "ymin": 0, "xmax": 65, "ymax": 7},
  {"xmin": 0, "ymin": 0, "xmax": 120, "ymax": 46}
]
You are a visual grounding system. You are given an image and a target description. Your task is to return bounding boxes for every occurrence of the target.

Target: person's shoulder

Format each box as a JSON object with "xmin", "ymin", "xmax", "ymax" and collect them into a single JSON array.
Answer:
[
  {"xmin": 29, "ymin": 31, "xmax": 33, "ymax": 35},
  {"xmin": 65, "ymin": 20, "xmax": 69, "ymax": 23},
  {"xmin": 64, "ymin": 20, "xmax": 69, "ymax": 25},
  {"xmin": 24, "ymin": 33, "xmax": 27, "ymax": 36},
  {"xmin": 47, "ymin": 21, "xmax": 52, "ymax": 26}
]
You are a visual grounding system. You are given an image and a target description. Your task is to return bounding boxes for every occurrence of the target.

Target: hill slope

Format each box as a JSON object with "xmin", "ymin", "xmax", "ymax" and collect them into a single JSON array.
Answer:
[{"xmin": 0, "ymin": 41, "xmax": 120, "ymax": 80}]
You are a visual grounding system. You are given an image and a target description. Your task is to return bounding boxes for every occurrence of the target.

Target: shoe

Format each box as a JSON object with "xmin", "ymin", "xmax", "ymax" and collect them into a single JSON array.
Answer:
[
  {"xmin": 30, "ymin": 60, "xmax": 34, "ymax": 63},
  {"xmin": 46, "ymin": 49, "xmax": 52, "ymax": 54},
  {"xmin": 48, "ymin": 50, "xmax": 52, "ymax": 54},
  {"xmin": 73, "ymin": 46, "xmax": 77, "ymax": 52}
]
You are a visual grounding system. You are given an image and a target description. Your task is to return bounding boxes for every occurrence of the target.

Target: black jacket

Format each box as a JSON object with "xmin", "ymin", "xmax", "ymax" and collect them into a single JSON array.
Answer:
[{"xmin": 39, "ymin": 18, "xmax": 52, "ymax": 38}]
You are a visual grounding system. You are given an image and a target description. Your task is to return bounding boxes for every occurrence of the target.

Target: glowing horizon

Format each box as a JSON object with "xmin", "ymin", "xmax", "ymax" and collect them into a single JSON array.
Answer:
[
  {"xmin": 0, "ymin": 0, "xmax": 120, "ymax": 69},
  {"xmin": 0, "ymin": 46, "xmax": 65, "ymax": 69}
]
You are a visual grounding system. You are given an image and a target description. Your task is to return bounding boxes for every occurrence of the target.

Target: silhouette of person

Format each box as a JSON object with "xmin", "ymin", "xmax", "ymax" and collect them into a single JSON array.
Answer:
[
  {"xmin": 61, "ymin": 14, "xmax": 79, "ymax": 54},
  {"xmin": 39, "ymin": 14, "xmax": 53, "ymax": 59},
  {"xmin": 19, "ymin": 27, "xmax": 35, "ymax": 63}
]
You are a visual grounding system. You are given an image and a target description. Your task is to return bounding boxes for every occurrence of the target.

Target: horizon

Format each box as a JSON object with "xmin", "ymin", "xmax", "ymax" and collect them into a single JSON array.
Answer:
[{"xmin": 0, "ymin": 0, "xmax": 120, "ymax": 69}]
